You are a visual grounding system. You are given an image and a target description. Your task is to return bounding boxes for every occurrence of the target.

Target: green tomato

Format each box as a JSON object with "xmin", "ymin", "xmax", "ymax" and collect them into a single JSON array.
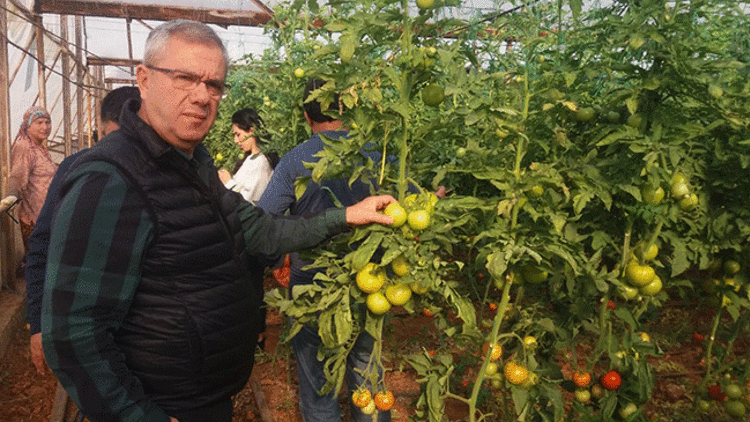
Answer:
[
  {"xmin": 407, "ymin": 209, "xmax": 431, "ymax": 231},
  {"xmin": 627, "ymin": 113, "xmax": 643, "ymax": 129},
  {"xmin": 641, "ymin": 185, "xmax": 665, "ymax": 205},
  {"xmin": 366, "ymin": 292, "xmax": 391, "ymax": 315},
  {"xmin": 625, "ymin": 263, "xmax": 656, "ymax": 287},
  {"xmin": 697, "ymin": 399, "xmax": 711, "ymax": 412},
  {"xmin": 620, "ymin": 284, "xmax": 639, "ymax": 300},
  {"xmin": 574, "ymin": 389, "xmax": 591, "ymax": 403},
  {"xmin": 574, "ymin": 107, "xmax": 596, "ymax": 122},
  {"xmin": 679, "ymin": 193, "xmax": 699, "ymax": 211},
  {"xmin": 384, "ymin": 283, "xmax": 412, "ymax": 306},
  {"xmin": 619, "ymin": 402, "xmax": 638, "ymax": 419},
  {"xmin": 725, "ymin": 384, "xmax": 743, "ymax": 400},
  {"xmin": 725, "ymin": 401, "xmax": 746, "ymax": 418},
  {"xmin": 643, "ymin": 243, "xmax": 659, "ymax": 261},
  {"xmin": 639, "ymin": 275, "xmax": 663, "ymax": 296},
  {"xmin": 724, "ymin": 260, "xmax": 741, "ymax": 275},
  {"xmin": 384, "ymin": 202, "xmax": 407, "ymax": 228}
]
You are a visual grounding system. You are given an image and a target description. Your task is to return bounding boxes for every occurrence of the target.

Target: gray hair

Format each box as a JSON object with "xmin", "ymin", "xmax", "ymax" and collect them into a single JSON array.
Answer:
[{"xmin": 143, "ymin": 20, "xmax": 229, "ymax": 75}]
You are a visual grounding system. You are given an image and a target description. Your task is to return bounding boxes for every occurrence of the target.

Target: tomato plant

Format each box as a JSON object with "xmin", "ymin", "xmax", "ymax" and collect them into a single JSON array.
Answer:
[{"xmin": 224, "ymin": 0, "xmax": 750, "ymax": 420}]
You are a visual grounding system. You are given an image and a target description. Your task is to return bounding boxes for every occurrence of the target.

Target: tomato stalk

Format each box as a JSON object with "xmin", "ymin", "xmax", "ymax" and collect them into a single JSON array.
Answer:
[
  {"xmin": 467, "ymin": 278, "xmax": 513, "ymax": 422},
  {"xmin": 698, "ymin": 304, "xmax": 723, "ymax": 394},
  {"xmin": 639, "ymin": 220, "xmax": 663, "ymax": 264}
]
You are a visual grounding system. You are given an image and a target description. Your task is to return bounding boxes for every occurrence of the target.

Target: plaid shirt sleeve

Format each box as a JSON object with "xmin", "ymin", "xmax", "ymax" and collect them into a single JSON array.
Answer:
[
  {"xmin": 41, "ymin": 160, "xmax": 171, "ymax": 422},
  {"xmin": 237, "ymin": 200, "xmax": 347, "ymax": 264}
]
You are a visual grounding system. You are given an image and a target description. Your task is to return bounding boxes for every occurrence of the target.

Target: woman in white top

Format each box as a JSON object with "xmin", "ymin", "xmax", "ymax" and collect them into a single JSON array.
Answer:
[{"xmin": 218, "ymin": 108, "xmax": 277, "ymax": 204}]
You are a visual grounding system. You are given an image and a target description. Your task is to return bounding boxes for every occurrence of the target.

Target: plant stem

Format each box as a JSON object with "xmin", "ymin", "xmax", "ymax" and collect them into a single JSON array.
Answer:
[
  {"xmin": 468, "ymin": 279, "xmax": 513, "ymax": 422},
  {"xmin": 699, "ymin": 304, "xmax": 723, "ymax": 393}
]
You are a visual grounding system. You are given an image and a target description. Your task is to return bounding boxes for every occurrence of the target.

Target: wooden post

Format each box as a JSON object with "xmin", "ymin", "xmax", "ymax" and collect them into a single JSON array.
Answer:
[
  {"xmin": 75, "ymin": 16, "xmax": 84, "ymax": 153},
  {"xmin": 0, "ymin": 0, "xmax": 14, "ymax": 285},
  {"xmin": 59, "ymin": 15, "xmax": 71, "ymax": 156},
  {"xmin": 95, "ymin": 66, "xmax": 104, "ymax": 140},
  {"xmin": 126, "ymin": 18, "xmax": 134, "ymax": 76},
  {"xmin": 35, "ymin": 16, "xmax": 46, "ymax": 110}
]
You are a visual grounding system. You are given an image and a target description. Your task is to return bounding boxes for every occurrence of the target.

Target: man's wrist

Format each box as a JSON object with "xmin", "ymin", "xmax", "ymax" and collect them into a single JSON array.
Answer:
[{"xmin": 325, "ymin": 207, "xmax": 348, "ymax": 233}]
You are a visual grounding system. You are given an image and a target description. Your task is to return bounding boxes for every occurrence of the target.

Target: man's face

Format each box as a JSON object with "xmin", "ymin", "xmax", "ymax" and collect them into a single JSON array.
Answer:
[{"xmin": 136, "ymin": 37, "xmax": 226, "ymax": 154}]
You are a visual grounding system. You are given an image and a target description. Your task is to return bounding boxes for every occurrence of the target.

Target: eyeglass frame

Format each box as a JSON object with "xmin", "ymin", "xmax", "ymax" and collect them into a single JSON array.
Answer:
[{"xmin": 145, "ymin": 64, "xmax": 230, "ymax": 98}]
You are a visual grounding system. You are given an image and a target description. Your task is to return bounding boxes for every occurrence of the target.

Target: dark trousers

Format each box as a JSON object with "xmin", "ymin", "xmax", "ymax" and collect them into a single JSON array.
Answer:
[{"xmin": 168, "ymin": 398, "xmax": 233, "ymax": 422}]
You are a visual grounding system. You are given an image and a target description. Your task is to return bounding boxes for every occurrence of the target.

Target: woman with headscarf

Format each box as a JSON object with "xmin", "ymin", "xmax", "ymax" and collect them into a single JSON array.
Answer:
[
  {"xmin": 0, "ymin": 106, "xmax": 58, "ymax": 265},
  {"xmin": 217, "ymin": 108, "xmax": 277, "ymax": 205}
]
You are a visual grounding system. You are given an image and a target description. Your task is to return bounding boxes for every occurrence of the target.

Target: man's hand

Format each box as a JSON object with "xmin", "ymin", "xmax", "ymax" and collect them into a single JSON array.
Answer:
[
  {"xmin": 170, "ymin": 418, "xmax": 179, "ymax": 422},
  {"xmin": 346, "ymin": 195, "xmax": 396, "ymax": 226},
  {"xmin": 0, "ymin": 195, "xmax": 18, "ymax": 213},
  {"xmin": 217, "ymin": 169, "xmax": 231, "ymax": 184},
  {"xmin": 29, "ymin": 333, "xmax": 48, "ymax": 375}
]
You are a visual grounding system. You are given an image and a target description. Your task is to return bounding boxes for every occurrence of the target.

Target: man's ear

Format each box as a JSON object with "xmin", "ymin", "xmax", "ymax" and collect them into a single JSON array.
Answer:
[
  {"xmin": 135, "ymin": 65, "xmax": 150, "ymax": 97},
  {"xmin": 304, "ymin": 111, "xmax": 313, "ymax": 127}
]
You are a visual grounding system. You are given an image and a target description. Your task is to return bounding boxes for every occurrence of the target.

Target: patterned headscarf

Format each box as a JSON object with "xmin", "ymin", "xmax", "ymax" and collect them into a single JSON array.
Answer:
[{"xmin": 15, "ymin": 106, "xmax": 51, "ymax": 146}]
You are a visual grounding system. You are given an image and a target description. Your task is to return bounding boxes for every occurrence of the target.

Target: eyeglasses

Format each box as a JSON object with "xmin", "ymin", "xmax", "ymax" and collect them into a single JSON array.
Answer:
[{"xmin": 146, "ymin": 65, "xmax": 229, "ymax": 98}]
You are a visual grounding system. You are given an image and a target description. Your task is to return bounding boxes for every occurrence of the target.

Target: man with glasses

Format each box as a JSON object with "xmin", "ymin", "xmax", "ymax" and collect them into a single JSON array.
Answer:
[{"xmin": 41, "ymin": 20, "xmax": 395, "ymax": 422}]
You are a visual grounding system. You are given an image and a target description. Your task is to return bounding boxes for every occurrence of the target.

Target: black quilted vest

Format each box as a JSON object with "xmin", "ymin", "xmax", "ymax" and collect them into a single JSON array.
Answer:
[{"xmin": 73, "ymin": 100, "xmax": 264, "ymax": 412}]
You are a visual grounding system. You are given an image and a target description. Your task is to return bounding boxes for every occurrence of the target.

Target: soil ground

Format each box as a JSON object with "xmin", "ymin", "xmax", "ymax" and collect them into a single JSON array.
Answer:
[{"xmin": 0, "ymin": 276, "xmax": 747, "ymax": 422}]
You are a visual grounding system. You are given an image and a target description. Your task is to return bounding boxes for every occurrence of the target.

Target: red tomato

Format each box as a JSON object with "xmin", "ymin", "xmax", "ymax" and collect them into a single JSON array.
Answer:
[
  {"xmin": 708, "ymin": 384, "xmax": 727, "ymax": 401},
  {"xmin": 606, "ymin": 300, "xmax": 616, "ymax": 310},
  {"xmin": 601, "ymin": 370, "xmax": 622, "ymax": 390},
  {"xmin": 272, "ymin": 254, "xmax": 291, "ymax": 288}
]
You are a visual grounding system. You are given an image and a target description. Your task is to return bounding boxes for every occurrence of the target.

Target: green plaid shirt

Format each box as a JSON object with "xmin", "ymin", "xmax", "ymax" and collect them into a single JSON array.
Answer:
[{"xmin": 41, "ymin": 149, "xmax": 346, "ymax": 421}]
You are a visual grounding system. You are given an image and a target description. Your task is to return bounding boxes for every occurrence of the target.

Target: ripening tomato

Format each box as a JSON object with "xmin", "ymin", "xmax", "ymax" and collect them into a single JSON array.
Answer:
[
  {"xmin": 352, "ymin": 388, "xmax": 372, "ymax": 408},
  {"xmin": 522, "ymin": 336, "xmax": 538, "ymax": 349},
  {"xmin": 482, "ymin": 342, "xmax": 503, "ymax": 361},
  {"xmin": 486, "ymin": 362, "xmax": 499, "ymax": 376},
  {"xmin": 374, "ymin": 390, "xmax": 395, "ymax": 411},
  {"xmin": 591, "ymin": 384, "xmax": 605, "ymax": 399},
  {"xmin": 601, "ymin": 370, "xmax": 622, "ymax": 390},
  {"xmin": 504, "ymin": 362, "xmax": 530, "ymax": 386},
  {"xmin": 573, "ymin": 371, "xmax": 592, "ymax": 388},
  {"xmin": 360, "ymin": 400, "xmax": 376, "ymax": 415}
]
